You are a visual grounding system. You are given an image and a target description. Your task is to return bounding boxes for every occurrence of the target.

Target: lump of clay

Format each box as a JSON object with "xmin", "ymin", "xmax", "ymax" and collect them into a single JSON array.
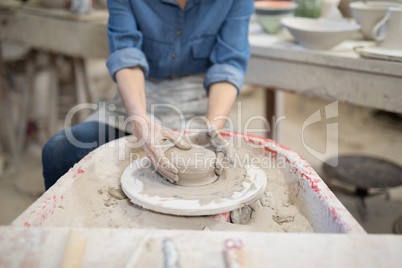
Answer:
[
  {"xmin": 273, "ymin": 214, "xmax": 295, "ymax": 224},
  {"xmin": 231, "ymin": 205, "xmax": 253, "ymax": 225},
  {"xmin": 165, "ymin": 146, "xmax": 218, "ymax": 186}
]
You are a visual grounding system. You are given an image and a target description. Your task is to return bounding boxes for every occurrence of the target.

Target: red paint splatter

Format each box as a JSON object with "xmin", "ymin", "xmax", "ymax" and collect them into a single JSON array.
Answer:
[
  {"xmin": 264, "ymin": 147, "xmax": 277, "ymax": 158},
  {"xmin": 302, "ymin": 174, "xmax": 322, "ymax": 194},
  {"xmin": 24, "ymin": 222, "xmax": 30, "ymax": 227},
  {"xmin": 212, "ymin": 212, "xmax": 231, "ymax": 222},
  {"xmin": 330, "ymin": 207, "xmax": 340, "ymax": 221},
  {"xmin": 73, "ymin": 166, "xmax": 85, "ymax": 178}
]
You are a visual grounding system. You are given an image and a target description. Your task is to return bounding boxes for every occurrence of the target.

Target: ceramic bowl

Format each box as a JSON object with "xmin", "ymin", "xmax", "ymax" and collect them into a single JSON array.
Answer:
[
  {"xmin": 255, "ymin": 1, "xmax": 297, "ymax": 34},
  {"xmin": 280, "ymin": 17, "xmax": 361, "ymax": 49},
  {"xmin": 350, "ymin": 1, "xmax": 402, "ymax": 40}
]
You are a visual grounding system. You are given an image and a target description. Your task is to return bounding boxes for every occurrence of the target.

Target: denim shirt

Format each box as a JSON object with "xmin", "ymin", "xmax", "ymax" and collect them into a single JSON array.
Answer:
[{"xmin": 106, "ymin": 0, "xmax": 254, "ymax": 93}]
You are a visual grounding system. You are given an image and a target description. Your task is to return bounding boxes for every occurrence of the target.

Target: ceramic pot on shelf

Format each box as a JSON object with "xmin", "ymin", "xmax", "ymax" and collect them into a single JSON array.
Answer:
[
  {"xmin": 372, "ymin": 7, "xmax": 402, "ymax": 49},
  {"xmin": 349, "ymin": 1, "xmax": 402, "ymax": 40}
]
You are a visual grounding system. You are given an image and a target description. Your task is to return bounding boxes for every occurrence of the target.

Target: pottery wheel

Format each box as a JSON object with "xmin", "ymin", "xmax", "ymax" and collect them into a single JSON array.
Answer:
[{"xmin": 121, "ymin": 149, "xmax": 267, "ymax": 216}]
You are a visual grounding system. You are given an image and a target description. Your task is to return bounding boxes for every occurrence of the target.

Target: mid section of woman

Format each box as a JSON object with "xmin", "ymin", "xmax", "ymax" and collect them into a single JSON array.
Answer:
[{"xmin": 42, "ymin": 0, "xmax": 254, "ymax": 189}]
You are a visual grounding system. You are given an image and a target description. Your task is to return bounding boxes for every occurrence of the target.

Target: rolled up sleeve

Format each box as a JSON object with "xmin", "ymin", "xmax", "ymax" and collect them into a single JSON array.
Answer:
[
  {"xmin": 204, "ymin": 64, "xmax": 244, "ymax": 93},
  {"xmin": 205, "ymin": 0, "xmax": 254, "ymax": 94},
  {"xmin": 106, "ymin": 0, "xmax": 149, "ymax": 81}
]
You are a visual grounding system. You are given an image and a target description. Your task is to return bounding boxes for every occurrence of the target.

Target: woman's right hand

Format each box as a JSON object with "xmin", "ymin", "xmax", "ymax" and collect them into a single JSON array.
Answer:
[{"xmin": 132, "ymin": 118, "xmax": 191, "ymax": 183}]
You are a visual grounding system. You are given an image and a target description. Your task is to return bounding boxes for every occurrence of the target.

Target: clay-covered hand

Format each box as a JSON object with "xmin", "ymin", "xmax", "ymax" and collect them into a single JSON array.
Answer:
[
  {"xmin": 194, "ymin": 126, "xmax": 233, "ymax": 176},
  {"xmin": 133, "ymin": 119, "xmax": 191, "ymax": 183}
]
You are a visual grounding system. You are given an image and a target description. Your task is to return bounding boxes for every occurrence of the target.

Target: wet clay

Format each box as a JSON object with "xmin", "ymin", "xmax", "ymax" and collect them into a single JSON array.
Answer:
[
  {"xmin": 136, "ymin": 158, "xmax": 249, "ymax": 206},
  {"xmin": 164, "ymin": 147, "xmax": 218, "ymax": 186}
]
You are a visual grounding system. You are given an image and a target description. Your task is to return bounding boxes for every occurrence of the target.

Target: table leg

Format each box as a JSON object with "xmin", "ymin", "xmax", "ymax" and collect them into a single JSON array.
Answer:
[
  {"xmin": 0, "ymin": 42, "xmax": 18, "ymax": 160},
  {"xmin": 46, "ymin": 54, "xmax": 60, "ymax": 140},
  {"xmin": 72, "ymin": 57, "xmax": 92, "ymax": 123},
  {"xmin": 356, "ymin": 187, "xmax": 369, "ymax": 221},
  {"xmin": 265, "ymin": 88, "xmax": 276, "ymax": 140}
]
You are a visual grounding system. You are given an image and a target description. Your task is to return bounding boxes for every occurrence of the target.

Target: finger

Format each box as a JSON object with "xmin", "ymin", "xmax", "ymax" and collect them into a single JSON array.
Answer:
[
  {"xmin": 157, "ymin": 167, "xmax": 178, "ymax": 184},
  {"xmin": 216, "ymin": 134, "xmax": 229, "ymax": 146},
  {"xmin": 209, "ymin": 132, "xmax": 228, "ymax": 149},
  {"xmin": 207, "ymin": 126, "xmax": 219, "ymax": 139},
  {"xmin": 145, "ymin": 148, "xmax": 172, "ymax": 181},
  {"xmin": 147, "ymin": 143, "xmax": 179, "ymax": 174},
  {"xmin": 154, "ymin": 146, "xmax": 179, "ymax": 174},
  {"xmin": 225, "ymin": 147, "xmax": 234, "ymax": 164},
  {"xmin": 216, "ymin": 146, "xmax": 233, "ymax": 164},
  {"xmin": 145, "ymin": 146, "xmax": 178, "ymax": 183},
  {"xmin": 153, "ymin": 157, "xmax": 178, "ymax": 183},
  {"xmin": 207, "ymin": 124, "xmax": 217, "ymax": 134},
  {"xmin": 215, "ymin": 152, "xmax": 224, "ymax": 176},
  {"xmin": 166, "ymin": 131, "xmax": 191, "ymax": 150}
]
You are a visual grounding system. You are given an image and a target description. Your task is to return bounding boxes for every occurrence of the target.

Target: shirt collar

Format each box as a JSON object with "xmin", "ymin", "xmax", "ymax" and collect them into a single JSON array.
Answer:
[
  {"xmin": 160, "ymin": 0, "xmax": 177, "ymax": 4},
  {"xmin": 160, "ymin": 0, "xmax": 202, "ymax": 11}
]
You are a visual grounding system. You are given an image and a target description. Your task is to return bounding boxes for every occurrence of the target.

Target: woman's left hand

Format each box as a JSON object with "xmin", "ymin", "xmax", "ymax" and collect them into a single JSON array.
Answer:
[{"xmin": 191, "ymin": 126, "xmax": 233, "ymax": 176}]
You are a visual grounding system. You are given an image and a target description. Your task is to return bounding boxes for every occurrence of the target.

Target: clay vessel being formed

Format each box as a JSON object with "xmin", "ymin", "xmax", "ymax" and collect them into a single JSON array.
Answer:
[{"xmin": 165, "ymin": 147, "xmax": 218, "ymax": 187}]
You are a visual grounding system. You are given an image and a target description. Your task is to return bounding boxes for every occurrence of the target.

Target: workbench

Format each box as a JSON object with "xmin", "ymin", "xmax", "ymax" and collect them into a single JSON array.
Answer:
[
  {"xmin": 246, "ymin": 32, "xmax": 402, "ymax": 138},
  {"xmin": 4, "ymin": 133, "xmax": 391, "ymax": 266},
  {"xmin": 0, "ymin": 1, "xmax": 108, "ymax": 58},
  {"xmin": 1, "ymin": 226, "xmax": 401, "ymax": 267},
  {"xmin": 2, "ymin": 133, "xmax": 401, "ymax": 267}
]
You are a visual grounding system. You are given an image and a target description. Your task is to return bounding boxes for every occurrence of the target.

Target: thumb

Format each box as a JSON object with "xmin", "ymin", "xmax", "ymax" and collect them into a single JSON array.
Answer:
[{"xmin": 167, "ymin": 131, "xmax": 192, "ymax": 150}]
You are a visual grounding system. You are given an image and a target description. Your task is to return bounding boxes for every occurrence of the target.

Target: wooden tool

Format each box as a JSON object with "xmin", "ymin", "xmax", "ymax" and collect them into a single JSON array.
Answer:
[
  {"xmin": 163, "ymin": 238, "xmax": 180, "ymax": 268},
  {"xmin": 224, "ymin": 239, "xmax": 245, "ymax": 268},
  {"xmin": 60, "ymin": 230, "xmax": 87, "ymax": 268}
]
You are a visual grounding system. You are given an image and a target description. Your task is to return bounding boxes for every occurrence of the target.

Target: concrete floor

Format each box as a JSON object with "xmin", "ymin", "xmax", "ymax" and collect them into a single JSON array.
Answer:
[{"xmin": 1, "ymin": 86, "xmax": 401, "ymax": 234}]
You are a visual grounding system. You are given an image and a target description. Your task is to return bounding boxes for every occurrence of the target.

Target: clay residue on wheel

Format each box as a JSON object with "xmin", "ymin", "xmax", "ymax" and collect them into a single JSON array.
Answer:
[
  {"xmin": 137, "ymin": 158, "xmax": 248, "ymax": 206},
  {"xmin": 40, "ymin": 136, "xmax": 313, "ymax": 233}
]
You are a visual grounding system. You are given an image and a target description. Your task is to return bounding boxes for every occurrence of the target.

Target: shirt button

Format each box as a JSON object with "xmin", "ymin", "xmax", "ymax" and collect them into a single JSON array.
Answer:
[
  {"xmin": 176, "ymin": 30, "xmax": 182, "ymax": 35},
  {"xmin": 172, "ymin": 53, "xmax": 177, "ymax": 59}
]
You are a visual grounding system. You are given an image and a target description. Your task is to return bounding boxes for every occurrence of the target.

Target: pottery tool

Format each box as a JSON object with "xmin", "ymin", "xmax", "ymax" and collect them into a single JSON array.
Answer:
[
  {"xmin": 163, "ymin": 238, "xmax": 180, "ymax": 268},
  {"xmin": 121, "ymin": 152, "xmax": 266, "ymax": 216},
  {"xmin": 224, "ymin": 239, "xmax": 245, "ymax": 268},
  {"xmin": 60, "ymin": 230, "xmax": 87, "ymax": 268},
  {"xmin": 124, "ymin": 233, "xmax": 153, "ymax": 268}
]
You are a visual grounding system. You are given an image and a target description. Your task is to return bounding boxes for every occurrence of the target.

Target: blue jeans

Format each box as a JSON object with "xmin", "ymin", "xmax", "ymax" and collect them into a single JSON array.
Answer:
[{"xmin": 42, "ymin": 122, "xmax": 128, "ymax": 190}]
